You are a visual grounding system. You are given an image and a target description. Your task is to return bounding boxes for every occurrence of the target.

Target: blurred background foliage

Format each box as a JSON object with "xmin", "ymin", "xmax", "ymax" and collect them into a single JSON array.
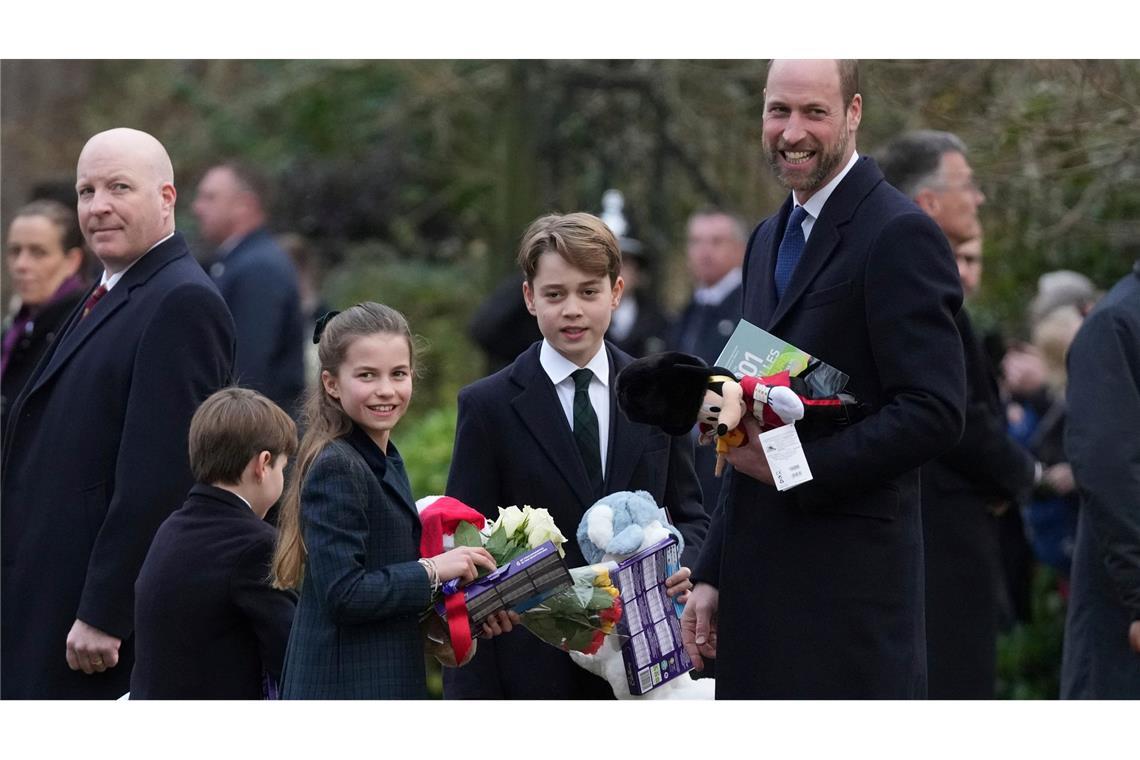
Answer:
[{"xmin": 3, "ymin": 59, "xmax": 1137, "ymax": 698}]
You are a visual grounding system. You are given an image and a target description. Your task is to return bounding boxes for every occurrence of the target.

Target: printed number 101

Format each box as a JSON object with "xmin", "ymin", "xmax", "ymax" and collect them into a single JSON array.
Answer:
[{"xmin": 737, "ymin": 349, "xmax": 780, "ymax": 378}]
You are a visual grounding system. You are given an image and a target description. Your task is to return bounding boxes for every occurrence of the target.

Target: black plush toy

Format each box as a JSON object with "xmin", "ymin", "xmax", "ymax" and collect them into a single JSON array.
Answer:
[{"xmin": 616, "ymin": 351, "xmax": 865, "ymax": 476}]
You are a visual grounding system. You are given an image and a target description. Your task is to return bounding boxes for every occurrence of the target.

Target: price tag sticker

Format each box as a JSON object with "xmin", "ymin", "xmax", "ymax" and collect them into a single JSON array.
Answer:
[{"xmin": 759, "ymin": 424, "xmax": 813, "ymax": 491}]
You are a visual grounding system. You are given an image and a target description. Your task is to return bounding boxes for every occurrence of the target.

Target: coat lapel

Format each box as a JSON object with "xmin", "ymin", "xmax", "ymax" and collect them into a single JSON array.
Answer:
[
  {"xmin": 604, "ymin": 346, "xmax": 645, "ymax": 492},
  {"xmin": 768, "ymin": 157, "xmax": 883, "ymax": 332},
  {"xmin": 27, "ymin": 234, "xmax": 189, "ymax": 398},
  {"xmin": 509, "ymin": 345, "xmax": 597, "ymax": 507}
]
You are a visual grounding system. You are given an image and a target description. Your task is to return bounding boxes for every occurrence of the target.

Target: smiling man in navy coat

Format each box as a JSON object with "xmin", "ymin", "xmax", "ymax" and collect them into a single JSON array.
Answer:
[
  {"xmin": 1, "ymin": 128, "xmax": 235, "ymax": 699},
  {"xmin": 682, "ymin": 60, "xmax": 966, "ymax": 699}
]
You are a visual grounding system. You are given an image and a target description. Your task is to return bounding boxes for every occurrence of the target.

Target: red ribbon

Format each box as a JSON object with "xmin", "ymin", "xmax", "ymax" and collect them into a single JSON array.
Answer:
[
  {"xmin": 443, "ymin": 590, "xmax": 475, "ymax": 664},
  {"xmin": 417, "ymin": 496, "xmax": 488, "ymax": 664}
]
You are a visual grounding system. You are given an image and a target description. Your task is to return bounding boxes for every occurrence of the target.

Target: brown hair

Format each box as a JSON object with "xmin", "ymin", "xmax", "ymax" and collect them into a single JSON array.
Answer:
[
  {"xmin": 15, "ymin": 199, "xmax": 87, "ymax": 259},
  {"xmin": 837, "ymin": 60, "xmax": 859, "ymax": 107},
  {"xmin": 516, "ymin": 212, "xmax": 622, "ymax": 286},
  {"xmin": 189, "ymin": 387, "xmax": 298, "ymax": 485},
  {"xmin": 765, "ymin": 59, "xmax": 860, "ymax": 108},
  {"xmin": 271, "ymin": 302, "xmax": 417, "ymax": 590}
]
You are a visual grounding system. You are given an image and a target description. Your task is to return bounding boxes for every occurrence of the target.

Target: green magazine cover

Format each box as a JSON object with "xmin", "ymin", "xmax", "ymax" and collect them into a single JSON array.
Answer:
[{"xmin": 714, "ymin": 318, "xmax": 849, "ymax": 397}]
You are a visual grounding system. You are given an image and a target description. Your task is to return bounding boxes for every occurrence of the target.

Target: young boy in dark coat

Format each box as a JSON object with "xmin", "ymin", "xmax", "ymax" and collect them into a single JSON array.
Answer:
[
  {"xmin": 443, "ymin": 212, "xmax": 709, "ymax": 699},
  {"xmin": 131, "ymin": 387, "xmax": 298, "ymax": 699}
]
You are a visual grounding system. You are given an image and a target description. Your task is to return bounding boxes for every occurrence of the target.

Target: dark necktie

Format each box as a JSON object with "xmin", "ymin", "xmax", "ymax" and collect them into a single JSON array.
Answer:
[
  {"xmin": 81, "ymin": 284, "xmax": 109, "ymax": 320},
  {"xmin": 571, "ymin": 368, "xmax": 603, "ymax": 492},
  {"xmin": 774, "ymin": 205, "xmax": 809, "ymax": 300}
]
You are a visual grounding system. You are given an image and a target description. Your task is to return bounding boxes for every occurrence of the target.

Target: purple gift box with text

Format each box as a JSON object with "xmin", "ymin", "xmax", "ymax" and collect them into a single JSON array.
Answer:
[
  {"xmin": 436, "ymin": 540, "xmax": 572, "ymax": 633},
  {"xmin": 611, "ymin": 537, "xmax": 693, "ymax": 695}
]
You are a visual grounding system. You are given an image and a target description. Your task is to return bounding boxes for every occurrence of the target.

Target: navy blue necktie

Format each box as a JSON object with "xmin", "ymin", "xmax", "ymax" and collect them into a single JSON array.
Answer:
[
  {"xmin": 774, "ymin": 205, "xmax": 809, "ymax": 300},
  {"xmin": 571, "ymin": 368, "xmax": 603, "ymax": 492}
]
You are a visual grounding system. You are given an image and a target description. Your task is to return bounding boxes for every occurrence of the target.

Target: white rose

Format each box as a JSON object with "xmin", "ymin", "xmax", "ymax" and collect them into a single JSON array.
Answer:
[
  {"xmin": 496, "ymin": 505, "xmax": 525, "ymax": 537},
  {"xmin": 524, "ymin": 507, "xmax": 568, "ymax": 554}
]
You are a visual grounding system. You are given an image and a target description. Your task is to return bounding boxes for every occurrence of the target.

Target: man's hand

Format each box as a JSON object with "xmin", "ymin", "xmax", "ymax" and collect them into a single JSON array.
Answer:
[
  {"xmin": 722, "ymin": 415, "xmax": 774, "ymax": 485},
  {"xmin": 665, "ymin": 566, "xmax": 693, "ymax": 606},
  {"xmin": 680, "ymin": 582, "xmax": 719, "ymax": 671},
  {"xmin": 1129, "ymin": 620, "xmax": 1140, "ymax": 655},
  {"xmin": 65, "ymin": 619, "xmax": 121, "ymax": 675}
]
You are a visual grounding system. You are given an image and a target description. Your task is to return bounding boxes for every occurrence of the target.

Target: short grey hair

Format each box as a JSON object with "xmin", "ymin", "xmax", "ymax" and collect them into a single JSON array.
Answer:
[
  {"xmin": 877, "ymin": 130, "xmax": 969, "ymax": 199},
  {"xmin": 688, "ymin": 206, "xmax": 748, "ymax": 244}
]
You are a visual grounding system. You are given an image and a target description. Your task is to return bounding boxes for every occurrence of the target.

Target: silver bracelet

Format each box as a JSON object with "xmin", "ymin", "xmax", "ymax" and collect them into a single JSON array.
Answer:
[{"xmin": 418, "ymin": 557, "xmax": 440, "ymax": 594}]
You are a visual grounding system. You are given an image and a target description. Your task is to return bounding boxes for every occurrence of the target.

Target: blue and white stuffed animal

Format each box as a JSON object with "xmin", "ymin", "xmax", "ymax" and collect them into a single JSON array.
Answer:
[
  {"xmin": 571, "ymin": 490, "xmax": 711, "ymax": 699},
  {"xmin": 576, "ymin": 489, "xmax": 684, "ymax": 564}
]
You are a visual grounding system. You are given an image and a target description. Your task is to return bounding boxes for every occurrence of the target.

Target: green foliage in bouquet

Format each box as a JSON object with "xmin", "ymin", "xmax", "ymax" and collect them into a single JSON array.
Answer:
[{"xmin": 520, "ymin": 565, "xmax": 623, "ymax": 655}]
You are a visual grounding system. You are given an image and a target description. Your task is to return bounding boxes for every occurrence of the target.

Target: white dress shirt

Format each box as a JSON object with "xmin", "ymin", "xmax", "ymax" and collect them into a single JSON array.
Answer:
[
  {"xmin": 539, "ymin": 339, "xmax": 611, "ymax": 473},
  {"xmin": 790, "ymin": 151, "xmax": 860, "ymax": 243},
  {"xmin": 99, "ymin": 232, "xmax": 176, "ymax": 291}
]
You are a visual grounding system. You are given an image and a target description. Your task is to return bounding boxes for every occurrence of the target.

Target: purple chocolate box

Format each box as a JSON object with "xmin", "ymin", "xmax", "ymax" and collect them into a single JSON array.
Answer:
[
  {"xmin": 611, "ymin": 537, "xmax": 693, "ymax": 695},
  {"xmin": 436, "ymin": 540, "xmax": 572, "ymax": 633}
]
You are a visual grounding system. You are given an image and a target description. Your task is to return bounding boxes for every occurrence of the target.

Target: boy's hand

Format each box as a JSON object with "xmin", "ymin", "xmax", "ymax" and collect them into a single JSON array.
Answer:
[
  {"xmin": 665, "ymin": 566, "xmax": 693, "ymax": 605},
  {"xmin": 480, "ymin": 610, "xmax": 522, "ymax": 639}
]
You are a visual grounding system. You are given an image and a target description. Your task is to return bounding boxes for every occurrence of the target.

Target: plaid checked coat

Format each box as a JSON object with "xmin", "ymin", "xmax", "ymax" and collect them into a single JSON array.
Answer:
[{"xmin": 281, "ymin": 426, "xmax": 431, "ymax": 699}]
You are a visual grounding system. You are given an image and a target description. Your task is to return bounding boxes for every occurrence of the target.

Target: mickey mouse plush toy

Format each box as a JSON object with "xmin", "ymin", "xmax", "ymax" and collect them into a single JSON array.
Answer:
[{"xmin": 617, "ymin": 351, "xmax": 863, "ymax": 477}]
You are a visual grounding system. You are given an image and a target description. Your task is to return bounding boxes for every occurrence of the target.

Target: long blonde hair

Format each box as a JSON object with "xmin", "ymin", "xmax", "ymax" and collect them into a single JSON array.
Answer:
[{"xmin": 271, "ymin": 302, "xmax": 416, "ymax": 590}]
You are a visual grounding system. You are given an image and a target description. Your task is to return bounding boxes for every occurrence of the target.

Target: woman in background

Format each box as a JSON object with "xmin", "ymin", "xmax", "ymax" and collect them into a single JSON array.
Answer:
[{"xmin": 2, "ymin": 199, "xmax": 87, "ymax": 427}]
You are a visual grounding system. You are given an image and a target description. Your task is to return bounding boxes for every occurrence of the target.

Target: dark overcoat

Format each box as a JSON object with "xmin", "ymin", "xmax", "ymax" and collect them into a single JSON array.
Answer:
[
  {"xmin": 280, "ymin": 428, "xmax": 432, "ymax": 699},
  {"xmin": 210, "ymin": 227, "xmax": 305, "ymax": 416},
  {"xmin": 131, "ymin": 484, "xmax": 297, "ymax": 699},
  {"xmin": 443, "ymin": 341, "xmax": 709, "ymax": 699},
  {"xmin": 1061, "ymin": 263, "xmax": 1140, "ymax": 699},
  {"xmin": 1, "ymin": 232, "xmax": 235, "ymax": 699},
  {"xmin": 1, "ymin": 288, "xmax": 85, "ymax": 429},
  {"xmin": 921, "ymin": 308, "xmax": 1036, "ymax": 698},
  {"xmin": 692, "ymin": 157, "xmax": 966, "ymax": 698}
]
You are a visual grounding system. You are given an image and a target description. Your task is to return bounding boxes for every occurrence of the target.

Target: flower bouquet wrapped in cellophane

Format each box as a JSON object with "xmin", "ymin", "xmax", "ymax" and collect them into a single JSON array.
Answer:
[
  {"xmin": 519, "ymin": 563, "xmax": 624, "ymax": 655},
  {"xmin": 416, "ymin": 498, "xmax": 573, "ymax": 666}
]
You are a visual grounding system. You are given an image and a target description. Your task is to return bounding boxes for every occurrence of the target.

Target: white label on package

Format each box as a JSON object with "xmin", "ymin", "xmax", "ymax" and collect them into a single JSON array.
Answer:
[{"xmin": 759, "ymin": 423, "xmax": 813, "ymax": 491}]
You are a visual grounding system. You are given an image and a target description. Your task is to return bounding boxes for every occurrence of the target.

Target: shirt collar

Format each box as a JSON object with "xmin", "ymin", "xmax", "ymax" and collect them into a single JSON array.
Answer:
[
  {"xmin": 99, "ymin": 231, "xmax": 176, "ymax": 291},
  {"xmin": 539, "ymin": 339, "xmax": 610, "ymax": 388},
  {"xmin": 694, "ymin": 267, "xmax": 743, "ymax": 306},
  {"xmin": 795, "ymin": 151, "xmax": 860, "ymax": 220}
]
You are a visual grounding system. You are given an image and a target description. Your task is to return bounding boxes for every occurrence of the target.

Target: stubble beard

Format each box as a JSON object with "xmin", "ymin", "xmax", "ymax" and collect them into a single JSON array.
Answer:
[{"xmin": 765, "ymin": 126, "xmax": 850, "ymax": 195}]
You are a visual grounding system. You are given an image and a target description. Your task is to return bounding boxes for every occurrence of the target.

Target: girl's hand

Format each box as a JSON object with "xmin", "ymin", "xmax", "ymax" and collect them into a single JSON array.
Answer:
[
  {"xmin": 433, "ymin": 545, "xmax": 497, "ymax": 584},
  {"xmin": 480, "ymin": 610, "xmax": 522, "ymax": 639},
  {"xmin": 666, "ymin": 566, "xmax": 693, "ymax": 605}
]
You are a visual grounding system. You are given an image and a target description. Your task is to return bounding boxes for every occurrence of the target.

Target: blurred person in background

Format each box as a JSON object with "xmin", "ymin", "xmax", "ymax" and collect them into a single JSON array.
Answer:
[
  {"xmin": 880, "ymin": 130, "xmax": 1036, "ymax": 698},
  {"xmin": 2, "ymin": 200, "xmax": 88, "ymax": 427},
  {"xmin": 194, "ymin": 161, "xmax": 305, "ymax": 417},
  {"xmin": 668, "ymin": 208, "xmax": 747, "ymax": 516},
  {"xmin": 997, "ymin": 271, "xmax": 1099, "ymax": 623},
  {"xmin": 605, "ymin": 235, "xmax": 670, "ymax": 358},
  {"xmin": 599, "ymin": 191, "xmax": 670, "ymax": 358},
  {"xmin": 1017, "ymin": 305, "xmax": 1085, "ymax": 592},
  {"xmin": 277, "ymin": 232, "xmax": 330, "ymax": 391}
]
